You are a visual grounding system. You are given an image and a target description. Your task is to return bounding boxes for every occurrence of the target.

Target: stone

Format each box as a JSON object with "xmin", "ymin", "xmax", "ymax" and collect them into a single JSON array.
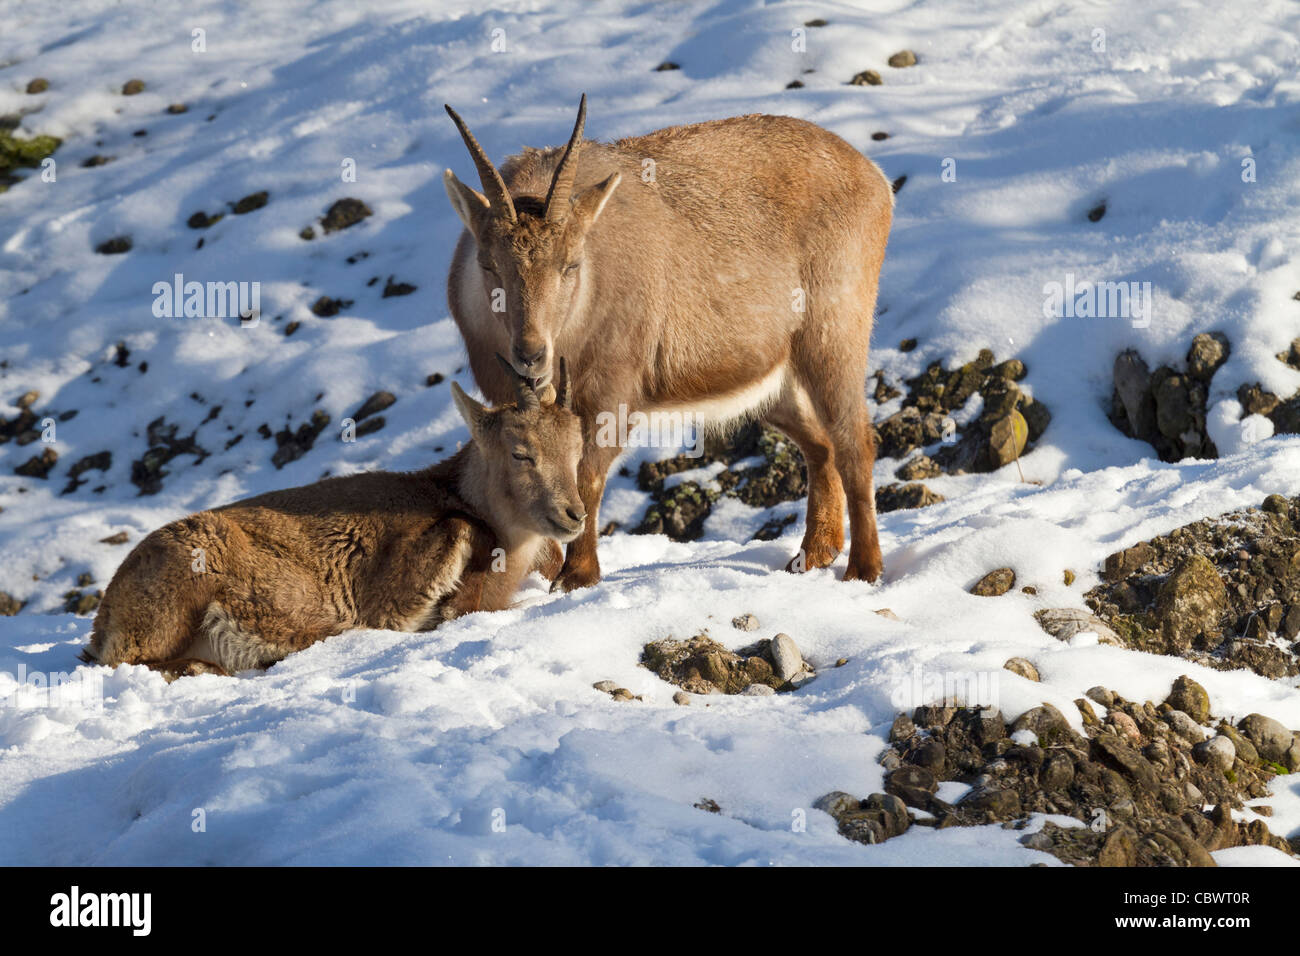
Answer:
[
  {"xmin": 887, "ymin": 50, "xmax": 917, "ymax": 67},
  {"xmin": 1003, "ymin": 657, "xmax": 1039, "ymax": 681},
  {"xmin": 672, "ymin": 691, "xmax": 690, "ymax": 706},
  {"xmin": 731, "ymin": 613, "xmax": 759, "ymax": 632},
  {"xmin": 321, "ymin": 197, "xmax": 373, "ymax": 233},
  {"xmin": 592, "ymin": 680, "xmax": 618, "ymax": 693},
  {"xmin": 1107, "ymin": 711, "xmax": 1141, "ymax": 744},
  {"xmin": 1155, "ymin": 555, "xmax": 1227, "ymax": 653},
  {"xmin": 813, "ymin": 791, "xmax": 860, "ymax": 818},
  {"xmin": 1034, "ymin": 608, "xmax": 1122, "ymax": 646},
  {"xmin": 1098, "ymin": 826, "xmax": 1138, "ymax": 866},
  {"xmin": 122, "ymin": 78, "xmax": 145, "ymax": 95},
  {"xmin": 876, "ymin": 482, "xmax": 944, "ymax": 512},
  {"xmin": 1186, "ymin": 332, "xmax": 1230, "ymax": 381},
  {"xmin": 1192, "ymin": 735, "xmax": 1236, "ymax": 773},
  {"xmin": 769, "ymin": 633, "xmax": 803, "ymax": 682},
  {"xmin": 1237, "ymin": 713, "xmax": 1293, "ymax": 764},
  {"xmin": 26, "ymin": 77, "xmax": 49, "ymax": 94},
  {"xmin": 1103, "ymin": 541, "xmax": 1156, "ymax": 581},
  {"xmin": 896, "ymin": 454, "xmax": 940, "ymax": 481},
  {"xmin": 1093, "ymin": 736, "xmax": 1159, "ymax": 792},
  {"xmin": 850, "ymin": 69, "xmax": 882, "ymax": 86},
  {"xmin": 970, "ymin": 568, "xmax": 1015, "ymax": 596},
  {"xmin": 741, "ymin": 683, "xmax": 776, "ymax": 696},
  {"xmin": 1163, "ymin": 709, "xmax": 1206, "ymax": 743},
  {"xmin": 1166, "ymin": 675, "xmax": 1211, "ymax": 723},
  {"xmin": 1085, "ymin": 685, "xmax": 1115, "ymax": 707},
  {"xmin": 1010, "ymin": 703, "xmax": 1079, "ymax": 747},
  {"xmin": 889, "ymin": 713, "xmax": 917, "ymax": 743}
]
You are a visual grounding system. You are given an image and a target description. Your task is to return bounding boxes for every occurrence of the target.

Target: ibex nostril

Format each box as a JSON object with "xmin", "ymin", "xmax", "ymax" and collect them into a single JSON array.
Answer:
[{"xmin": 567, "ymin": 507, "xmax": 586, "ymax": 524}]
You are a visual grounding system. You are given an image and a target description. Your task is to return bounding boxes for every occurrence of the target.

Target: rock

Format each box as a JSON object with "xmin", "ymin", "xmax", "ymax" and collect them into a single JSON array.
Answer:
[
  {"xmin": 99, "ymin": 531, "xmax": 130, "ymax": 545},
  {"xmin": 1263, "ymin": 494, "xmax": 1290, "ymax": 516},
  {"xmin": 26, "ymin": 78, "xmax": 49, "ymax": 94},
  {"xmin": 1155, "ymin": 555, "xmax": 1228, "ymax": 653},
  {"xmin": 813, "ymin": 791, "xmax": 861, "ymax": 818},
  {"xmin": 231, "ymin": 191, "xmax": 269, "ymax": 215},
  {"xmin": 731, "ymin": 613, "xmax": 759, "ymax": 632},
  {"xmin": 1063, "ymin": 569, "xmax": 1076, "ymax": 586},
  {"xmin": 896, "ymin": 454, "xmax": 940, "ymax": 481},
  {"xmin": 1085, "ymin": 686, "xmax": 1115, "ymax": 708},
  {"xmin": 1003, "ymin": 657, "xmax": 1040, "ymax": 681},
  {"xmin": 769, "ymin": 633, "xmax": 803, "ymax": 682},
  {"xmin": 122, "ymin": 78, "xmax": 146, "ymax": 95},
  {"xmin": 889, "ymin": 713, "xmax": 917, "ymax": 743},
  {"xmin": 1163, "ymin": 709, "xmax": 1206, "ymax": 743},
  {"xmin": 95, "ymin": 236, "xmax": 131, "ymax": 255},
  {"xmin": 592, "ymin": 680, "xmax": 619, "ymax": 693},
  {"xmin": 1166, "ymin": 675, "xmax": 1212, "ymax": 723},
  {"xmin": 1192, "ymin": 735, "xmax": 1236, "ymax": 773},
  {"xmin": 1034, "ymin": 608, "xmax": 1122, "ymax": 646},
  {"xmin": 850, "ymin": 69, "xmax": 883, "ymax": 86},
  {"xmin": 351, "ymin": 391, "xmax": 395, "ymax": 423},
  {"xmin": 970, "ymin": 567, "xmax": 1015, "ymax": 596},
  {"xmin": 1103, "ymin": 541, "xmax": 1156, "ymax": 581},
  {"xmin": 1215, "ymin": 723, "xmax": 1258, "ymax": 765},
  {"xmin": 959, "ymin": 787, "xmax": 1021, "ymax": 820},
  {"xmin": 1010, "ymin": 703, "xmax": 1079, "ymax": 747},
  {"xmin": 1093, "ymin": 736, "xmax": 1159, "ymax": 791},
  {"xmin": 15, "ymin": 447, "xmax": 57, "ymax": 478},
  {"xmin": 1107, "ymin": 711, "xmax": 1141, "ymax": 744},
  {"xmin": 1041, "ymin": 753, "xmax": 1074, "ymax": 791},
  {"xmin": 876, "ymin": 481, "xmax": 944, "ymax": 512},
  {"xmin": 887, "ymin": 50, "xmax": 917, "ymax": 67},
  {"xmin": 610, "ymin": 688, "xmax": 637, "ymax": 701},
  {"xmin": 0, "ymin": 592, "xmax": 24, "ymax": 616},
  {"xmin": 166, "ymin": 103, "xmax": 188, "ymax": 114},
  {"xmin": 672, "ymin": 691, "xmax": 690, "ymax": 706},
  {"xmin": 912, "ymin": 704, "xmax": 955, "ymax": 729},
  {"xmin": 1097, "ymin": 826, "xmax": 1138, "ymax": 867},
  {"xmin": 1237, "ymin": 713, "xmax": 1293, "ymax": 764},
  {"xmin": 741, "ymin": 683, "xmax": 776, "ymax": 696},
  {"xmin": 1186, "ymin": 332, "xmax": 1230, "ymax": 381},
  {"xmin": 321, "ymin": 197, "xmax": 373, "ymax": 233},
  {"xmin": 875, "ymin": 608, "xmax": 900, "ymax": 621}
]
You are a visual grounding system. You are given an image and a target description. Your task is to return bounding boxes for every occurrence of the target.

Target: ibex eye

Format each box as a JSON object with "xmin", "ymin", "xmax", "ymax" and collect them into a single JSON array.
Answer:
[
  {"xmin": 512, "ymin": 452, "xmax": 535, "ymax": 463},
  {"xmin": 564, "ymin": 263, "xmax": 580, "ymax": 275}
]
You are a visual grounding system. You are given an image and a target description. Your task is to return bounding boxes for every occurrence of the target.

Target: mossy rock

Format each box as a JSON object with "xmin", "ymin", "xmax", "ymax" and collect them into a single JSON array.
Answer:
[{"xmin": 0, "ymin": 131, "xmax": 61, "ymax": 171}]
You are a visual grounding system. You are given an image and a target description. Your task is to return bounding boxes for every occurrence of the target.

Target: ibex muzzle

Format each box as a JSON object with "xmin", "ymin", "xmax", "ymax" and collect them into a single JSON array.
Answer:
[{"xmin": 444, "ymin": 95, "xmax": 620, "ymax": 388}]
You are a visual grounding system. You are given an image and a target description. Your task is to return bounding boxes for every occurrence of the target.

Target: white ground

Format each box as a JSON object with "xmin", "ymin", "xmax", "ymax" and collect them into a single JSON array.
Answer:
[{"xmin": 1, "ymin": 0, "xmax": 1299, "ymax": 865}]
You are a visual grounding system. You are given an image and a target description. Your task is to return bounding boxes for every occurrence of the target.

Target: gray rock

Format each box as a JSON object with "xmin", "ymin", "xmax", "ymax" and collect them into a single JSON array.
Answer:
[
  {"xmin": 672, "ymin": 691, "xmax": 691, "ymax": 706},
  {"xmin": 741, "ymin": 683, "xmax": 776, "ymax": 696},
  {"xmin": 1086, "ymin": 685, "xmax": 1116, "ymax": 707},
  {"xmin": 1192, "ymin": 735, "xmax": 1236, "ymax": 773},
  {"xmin": 1035, "ymin": 608, "xmax": 1122, "ymax": 646},
  {"xmin": 1238, "ymin": 713, "xmax": 1293, "ymax": 763},
  {"xmin": 770, "ymin": 633, "xmax": 803, "ymax": 682},
  {"xmin": 592, "ymin": 680, "xmax": 619, "ymax": 693},
  {"xmin": 1163, "ymin": 709, "xmax": 1206, "ymax": 743},
  {"xmin": 813, "ymin": 791, "xmax": 860, "ymax": 818},
  {"xmin": 731, "ymin": 613, "xmax": 759, "ymax": 632}
]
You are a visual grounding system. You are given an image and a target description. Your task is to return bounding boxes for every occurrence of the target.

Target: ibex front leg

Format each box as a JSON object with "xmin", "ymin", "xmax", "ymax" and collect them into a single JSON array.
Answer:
[{"xmin": 553, "ymin": 427, "xmax": 618, "ymax": 593}]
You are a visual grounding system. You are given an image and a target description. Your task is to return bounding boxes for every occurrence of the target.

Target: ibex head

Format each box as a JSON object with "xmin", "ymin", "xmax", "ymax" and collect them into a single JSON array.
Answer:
[
  {"xmin": 443, "ymin": 95, "xmax": 621, "ymax": 389},
  {"xmin": 451, "ymin": 356, "xmax": 586, "ymax": 542}
]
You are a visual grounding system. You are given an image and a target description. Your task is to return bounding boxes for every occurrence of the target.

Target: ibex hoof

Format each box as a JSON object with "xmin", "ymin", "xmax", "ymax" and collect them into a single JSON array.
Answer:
[{"xmin": 552, "ymin": 564, "xmax": 600, "ymax": 593}]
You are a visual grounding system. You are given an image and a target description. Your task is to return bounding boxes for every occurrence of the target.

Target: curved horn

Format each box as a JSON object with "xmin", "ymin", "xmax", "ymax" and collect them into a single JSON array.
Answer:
[
  {"xmin": 496, "ymin": 353, "xmax": 540, "ymax": 410},
  {"xmin": 543, "ymin": 94, "xmax": 587, "ymax": 221},
  {"xmin": 555, "ymin": 357, "xmax": 571, "ymax": 410},
  {"xmin": 445, "ymin": 104, "xmax": 517, "ymax": 223}
]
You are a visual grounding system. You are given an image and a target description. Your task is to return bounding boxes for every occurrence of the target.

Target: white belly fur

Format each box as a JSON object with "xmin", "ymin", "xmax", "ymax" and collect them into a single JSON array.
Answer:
[{"xmin": 654, "ymin": 363, "xmax": 787, "ymax": 433}]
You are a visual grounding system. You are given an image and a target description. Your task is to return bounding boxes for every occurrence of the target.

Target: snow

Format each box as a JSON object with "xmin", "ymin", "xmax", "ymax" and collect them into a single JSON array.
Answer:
[{"xmin": 2, "ymin": 0, "xmax": 1300, "ymax": 865}]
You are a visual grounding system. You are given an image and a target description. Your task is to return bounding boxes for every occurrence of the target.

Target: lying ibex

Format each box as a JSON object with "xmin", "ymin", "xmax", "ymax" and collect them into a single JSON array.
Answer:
[
  {"xmin": 81, "ymin": 363, "xmax": 584, "ymax": 680},
  {"xmin": 444, "ymin": 96, "xmax": 892, "ymax": 589}
]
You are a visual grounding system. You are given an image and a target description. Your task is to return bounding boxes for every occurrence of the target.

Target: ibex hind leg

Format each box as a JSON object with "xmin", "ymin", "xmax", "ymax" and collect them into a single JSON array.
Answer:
[
  {"xmin": 794, "ymin": 329, "xmax": 883, "ymax": 583},
  {"xmin": 763, "ymin": 383, "xmax": 845, "ymax": 572}
]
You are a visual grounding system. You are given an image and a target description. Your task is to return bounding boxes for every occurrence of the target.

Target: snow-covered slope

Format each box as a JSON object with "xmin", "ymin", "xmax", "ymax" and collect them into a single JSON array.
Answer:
[{"xmin": 1, "ymin": 0, "xmax": 1299, "ymax": 865}]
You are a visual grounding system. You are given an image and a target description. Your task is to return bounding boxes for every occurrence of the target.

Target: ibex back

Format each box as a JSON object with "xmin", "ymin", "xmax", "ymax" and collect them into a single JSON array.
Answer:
[
  {"xmin": 444, "ymin": 97, "xmax": 892, "ymax": 590},
  {"xmin": 82, "ymin": 364, "xmax": 584, "ymax": 680}
]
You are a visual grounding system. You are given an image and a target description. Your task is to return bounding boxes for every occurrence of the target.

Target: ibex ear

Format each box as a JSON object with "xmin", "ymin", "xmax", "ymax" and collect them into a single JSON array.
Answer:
[
  {"xmin": 572, "ymin": 171, "xmax": 621, "ymax": 230},
  {"xmin": 444, "ymin": 169, "xmax": 490, "ymax": 231},
  {"xmin": 450, "ymin": 381, "xmax": 487, "ymax": 436}
]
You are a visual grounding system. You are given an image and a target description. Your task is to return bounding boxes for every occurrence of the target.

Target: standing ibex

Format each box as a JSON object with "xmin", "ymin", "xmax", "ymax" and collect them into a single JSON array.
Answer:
[
  {"xmin": 81, "ymin": 363, "xmax": 584, "ymax": 680},
  {"xmin": 444, "ymin": 96, "xmax": 893, "ymax": 590}
]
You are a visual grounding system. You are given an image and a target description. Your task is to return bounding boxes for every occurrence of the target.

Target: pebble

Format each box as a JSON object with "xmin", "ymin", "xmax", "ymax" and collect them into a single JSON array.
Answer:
[
  {"xmin": 1003, "ymin": 657, "xmax": 1039, "ymax": 681},
  {"xmin": 731, "ymin": 613, "xmax": 759, "ymax": 632},
  {"xmin": 770, "ymin": 633, "xmax": 803, "ymax": 682},
  {"xmin": 672, "ymin": 691, "xmax": 691, "ymax": 706}
]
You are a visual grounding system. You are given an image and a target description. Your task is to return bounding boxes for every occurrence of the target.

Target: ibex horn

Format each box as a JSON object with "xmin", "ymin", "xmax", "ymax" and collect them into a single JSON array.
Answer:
[
  {"xmin": 445, "ymin": 104, "xmax": 517, "ymax": 223},
  {"xmin": 495, "ymin": 353, "xmax": 540, "ymax": 410},
  {"xmin": 544, "ymin": 94, "xmax": 587, "ymax": 221}
]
